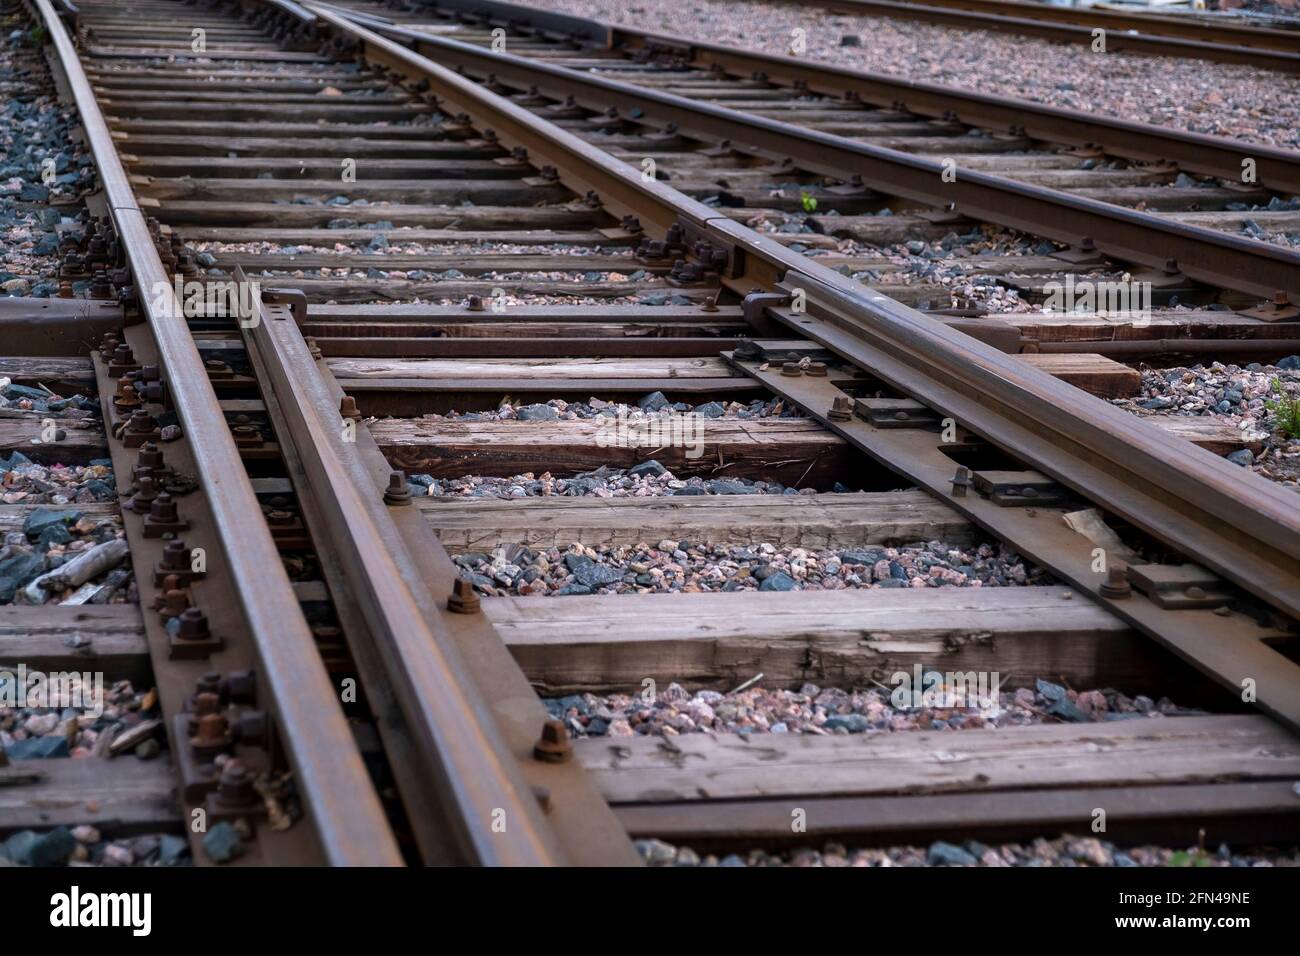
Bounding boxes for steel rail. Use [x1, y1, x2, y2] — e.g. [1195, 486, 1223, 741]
[335, 9, 1300, 303]
[611, 27, 1300, 196]
[736, 0, 1300, 71]
[241, 277, 571, 866]
[34, 0, 405, 866]
[302, 4, 1300, 722]
[354, 0, 1300, 193]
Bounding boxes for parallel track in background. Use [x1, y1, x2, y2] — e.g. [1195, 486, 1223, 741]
[748, 0, 1300, 71]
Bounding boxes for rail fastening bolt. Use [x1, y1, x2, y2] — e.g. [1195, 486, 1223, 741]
[828, 396, 852, 421]
[533, 718, 573, 763]
[1098, 564, 1132, 599]
[177, 607, 212, 641]
[447, 578, 481, 614]
[339, 395, 363, 421]
[383, 471, 412, 506]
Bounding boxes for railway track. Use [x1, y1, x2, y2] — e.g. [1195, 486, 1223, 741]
[2, 0, 1299, 868]
[748, 0, 1300, 72]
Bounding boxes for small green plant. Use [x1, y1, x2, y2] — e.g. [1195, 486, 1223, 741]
[799, 191, 818, 214]
[1265, 377, 1300, 438]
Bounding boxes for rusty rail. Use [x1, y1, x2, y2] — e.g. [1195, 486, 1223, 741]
[327, 6, 1300, 304]
[335, 0, 1300, 194]
[239, 275, 578, 866]
[305, 1, 1300, 728]
[34, 0, 404, 866]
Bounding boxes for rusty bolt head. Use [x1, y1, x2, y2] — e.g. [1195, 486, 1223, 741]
[160, 588, 188, 619]
[828, 396, 853, 421]
[448, 577, 481, 614]
[217, 762, 258, 807]
[114, 376, 140, 403]
[231, 424, 261, 446]
[135, 442, 166, 473]
[161, 539, 190, 571]
[1099, 564, 1132, 599]
[177, 607, 211, 640]
[383, 471, 412, 506]
[781, 361, 802, 377]
[225, 670, 256, 705]
[197, 672, 221, 695]
[126, 410, 155, 435]
[338, 395, 362, 421]
[129, 476, 159, 512]
[149, 493, 179, 522]
[533, 718, 573, 763]
[190, 712, 230, 759]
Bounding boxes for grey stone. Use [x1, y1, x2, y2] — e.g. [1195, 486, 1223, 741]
[565, 555, 622, 588]
[160, 834, 189, 866]
[135, 739, 162, 760]
[37, 524, 71, 549]
[759, 570, 796, 592]
[0, 551, 44, 588]
[841, 548, 885, 566]
[638, 390, 670, 412]
[823, 714, 869, 732]
[202, 822, 244, 864]
[24, 507, 80, 538]
[1226, 449, 1255, 467]
[628, 459, 666, 477]
[516, 403, 559, 422]
[707, 478, 755, 495]
[2, 831, 40, 865]
[1047, 696, 1089, 723]
[6, 736, 69, 758]
[927, 841, 978, 866]
[1035, 678, 1067, 701]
